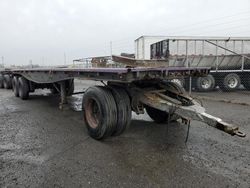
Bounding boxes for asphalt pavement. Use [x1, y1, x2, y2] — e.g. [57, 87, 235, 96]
[0, 80, 250, 188]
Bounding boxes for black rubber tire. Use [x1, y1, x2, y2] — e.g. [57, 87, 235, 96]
[18, 77, 29, 100]
[220, 73, 241, 91]
[151, 81, 184, 122]
[196, 75, 215, 92]
[109, 87, 132, 136]
[146, 105, 169, 123]
[170, 78, 184, 87]
[161, 80, 186, 95]
[12, 76, 19, 97]
[3, 75, 12, 89]
[0, 75, 4, 88]
[243, 78, 250, 90]
[82, 86, 117, 140]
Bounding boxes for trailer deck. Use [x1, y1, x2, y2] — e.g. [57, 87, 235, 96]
[2, 66, 209, 83]
[0, 62, 246, 140]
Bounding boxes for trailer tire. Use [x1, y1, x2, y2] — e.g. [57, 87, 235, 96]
[18, 77, 29, 100]
[109, 87, 132, 136]
[196, 75, 215, 92]
[0, 75, 4, 88]
[12, 76, 19, 97]
[146, 105, 169, 123]
[3, 75, 12, 89]
[170, 78, 184, 87]
[161, 80, 186, 95]
[220, 73, 241, 91]
[152, 81, 184, 122]
[82, 86, 117, 140]
[243, 78, 250, 90]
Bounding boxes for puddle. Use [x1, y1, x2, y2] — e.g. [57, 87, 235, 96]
[0, 143, 22, 150]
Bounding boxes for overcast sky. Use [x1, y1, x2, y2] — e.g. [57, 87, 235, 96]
[0, 0, 250, 66]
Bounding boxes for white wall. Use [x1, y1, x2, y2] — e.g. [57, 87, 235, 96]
[135, 36, 167, 59]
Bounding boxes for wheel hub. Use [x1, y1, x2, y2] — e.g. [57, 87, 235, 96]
[227, 77, 238, 88]
[171, 79, 182, 86]
[85, 99, 100, 129]
[201, 78, 212, 89]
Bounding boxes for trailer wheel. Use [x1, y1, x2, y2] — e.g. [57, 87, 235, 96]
[109, 87, 132, 136]
[220, 73, 241, 91]
[145, 105, 169, 123]
[161, 80, 186, 95]
[170, 78, 184, 87]
[12, 76, 19, 97]
[243, 78, 250, 90]
[82, 86, 117, 140]
[196, 75, 215, 92]
[18, 77, 29, 100]
[0, 75, 4, 88]
[3, 75, 12, 89]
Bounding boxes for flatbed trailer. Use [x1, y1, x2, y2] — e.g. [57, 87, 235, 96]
[0, 63, 246, 139]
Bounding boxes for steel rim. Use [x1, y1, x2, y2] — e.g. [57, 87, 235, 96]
[85, 99, 100, 129]
[227, 77, 238, 88]
[171, 79, 182, 86]
[201, 78, 212, 89]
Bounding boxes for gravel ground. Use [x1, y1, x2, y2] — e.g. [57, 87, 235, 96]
[0, 80, 250, 188]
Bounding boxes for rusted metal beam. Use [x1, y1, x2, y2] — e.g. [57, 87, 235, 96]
[112, 55, 169, 67]
[137, 84, 246, 137]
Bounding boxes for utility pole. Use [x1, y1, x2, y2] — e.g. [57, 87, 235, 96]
[2, 56, 4, 67]
[110, 41, 112, 56]
[29, 59, 33, 68]
[42, 57, 45, 66]
[64, 52, 66, 65]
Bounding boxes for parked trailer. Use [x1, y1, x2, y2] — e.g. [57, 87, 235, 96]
[150, 37, 250, 91]
[0, 58, 246, 139]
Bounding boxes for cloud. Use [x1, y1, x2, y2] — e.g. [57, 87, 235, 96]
[0, 0, 249, 65]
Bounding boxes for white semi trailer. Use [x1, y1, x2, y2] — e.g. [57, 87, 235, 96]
[135, 36, 250, 91]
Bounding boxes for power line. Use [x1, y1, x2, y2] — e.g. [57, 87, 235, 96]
[158, 10, 250, 34]
[169, 17, 250, 35]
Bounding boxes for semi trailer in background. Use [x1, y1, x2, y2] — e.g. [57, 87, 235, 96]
[150, 37, 250, 91]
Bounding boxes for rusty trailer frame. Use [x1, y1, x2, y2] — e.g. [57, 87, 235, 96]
[0, 65, 246, 139]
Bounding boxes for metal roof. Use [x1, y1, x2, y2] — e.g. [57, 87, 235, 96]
[135, 35, 250, 41]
